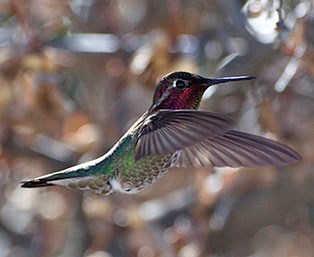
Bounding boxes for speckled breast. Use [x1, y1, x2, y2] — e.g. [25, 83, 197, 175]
[113, 153, 174, 193]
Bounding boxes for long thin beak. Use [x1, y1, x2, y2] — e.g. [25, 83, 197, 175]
[201, 76, 256, 86]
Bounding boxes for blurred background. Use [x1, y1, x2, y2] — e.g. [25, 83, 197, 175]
[0, 0, 314, 256]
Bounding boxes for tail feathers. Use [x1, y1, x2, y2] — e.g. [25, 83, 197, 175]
[21, 166, 86, 188]
[21, 172, 67, 188]
[21, 179, 56, 188]
[21, 158, 102, 189]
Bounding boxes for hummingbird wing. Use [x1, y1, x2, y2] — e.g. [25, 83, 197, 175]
[173, 130, 301, 168]
[135, 110, 234, 160]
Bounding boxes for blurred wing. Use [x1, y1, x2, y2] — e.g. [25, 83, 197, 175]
[173, 130, 301, 168]
[135, 110, 234, 160]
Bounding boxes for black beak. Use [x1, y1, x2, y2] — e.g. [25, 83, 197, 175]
[201, 75, 256, 86]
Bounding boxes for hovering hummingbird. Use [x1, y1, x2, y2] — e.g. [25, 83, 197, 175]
[21, 71, 301, 194]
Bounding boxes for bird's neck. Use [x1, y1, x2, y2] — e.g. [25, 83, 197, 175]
[149, 88, 205, 113]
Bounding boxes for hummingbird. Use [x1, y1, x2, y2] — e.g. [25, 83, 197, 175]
[21, 71, 301, 195]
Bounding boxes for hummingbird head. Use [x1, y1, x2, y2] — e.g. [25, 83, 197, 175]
[150, 71, 255, 112]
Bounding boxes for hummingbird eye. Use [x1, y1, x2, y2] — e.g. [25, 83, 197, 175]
[174, 80, 187, 89]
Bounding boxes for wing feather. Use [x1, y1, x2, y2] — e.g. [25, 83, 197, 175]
[173, 130, 301, 168]
[135, 110, 234, 160]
